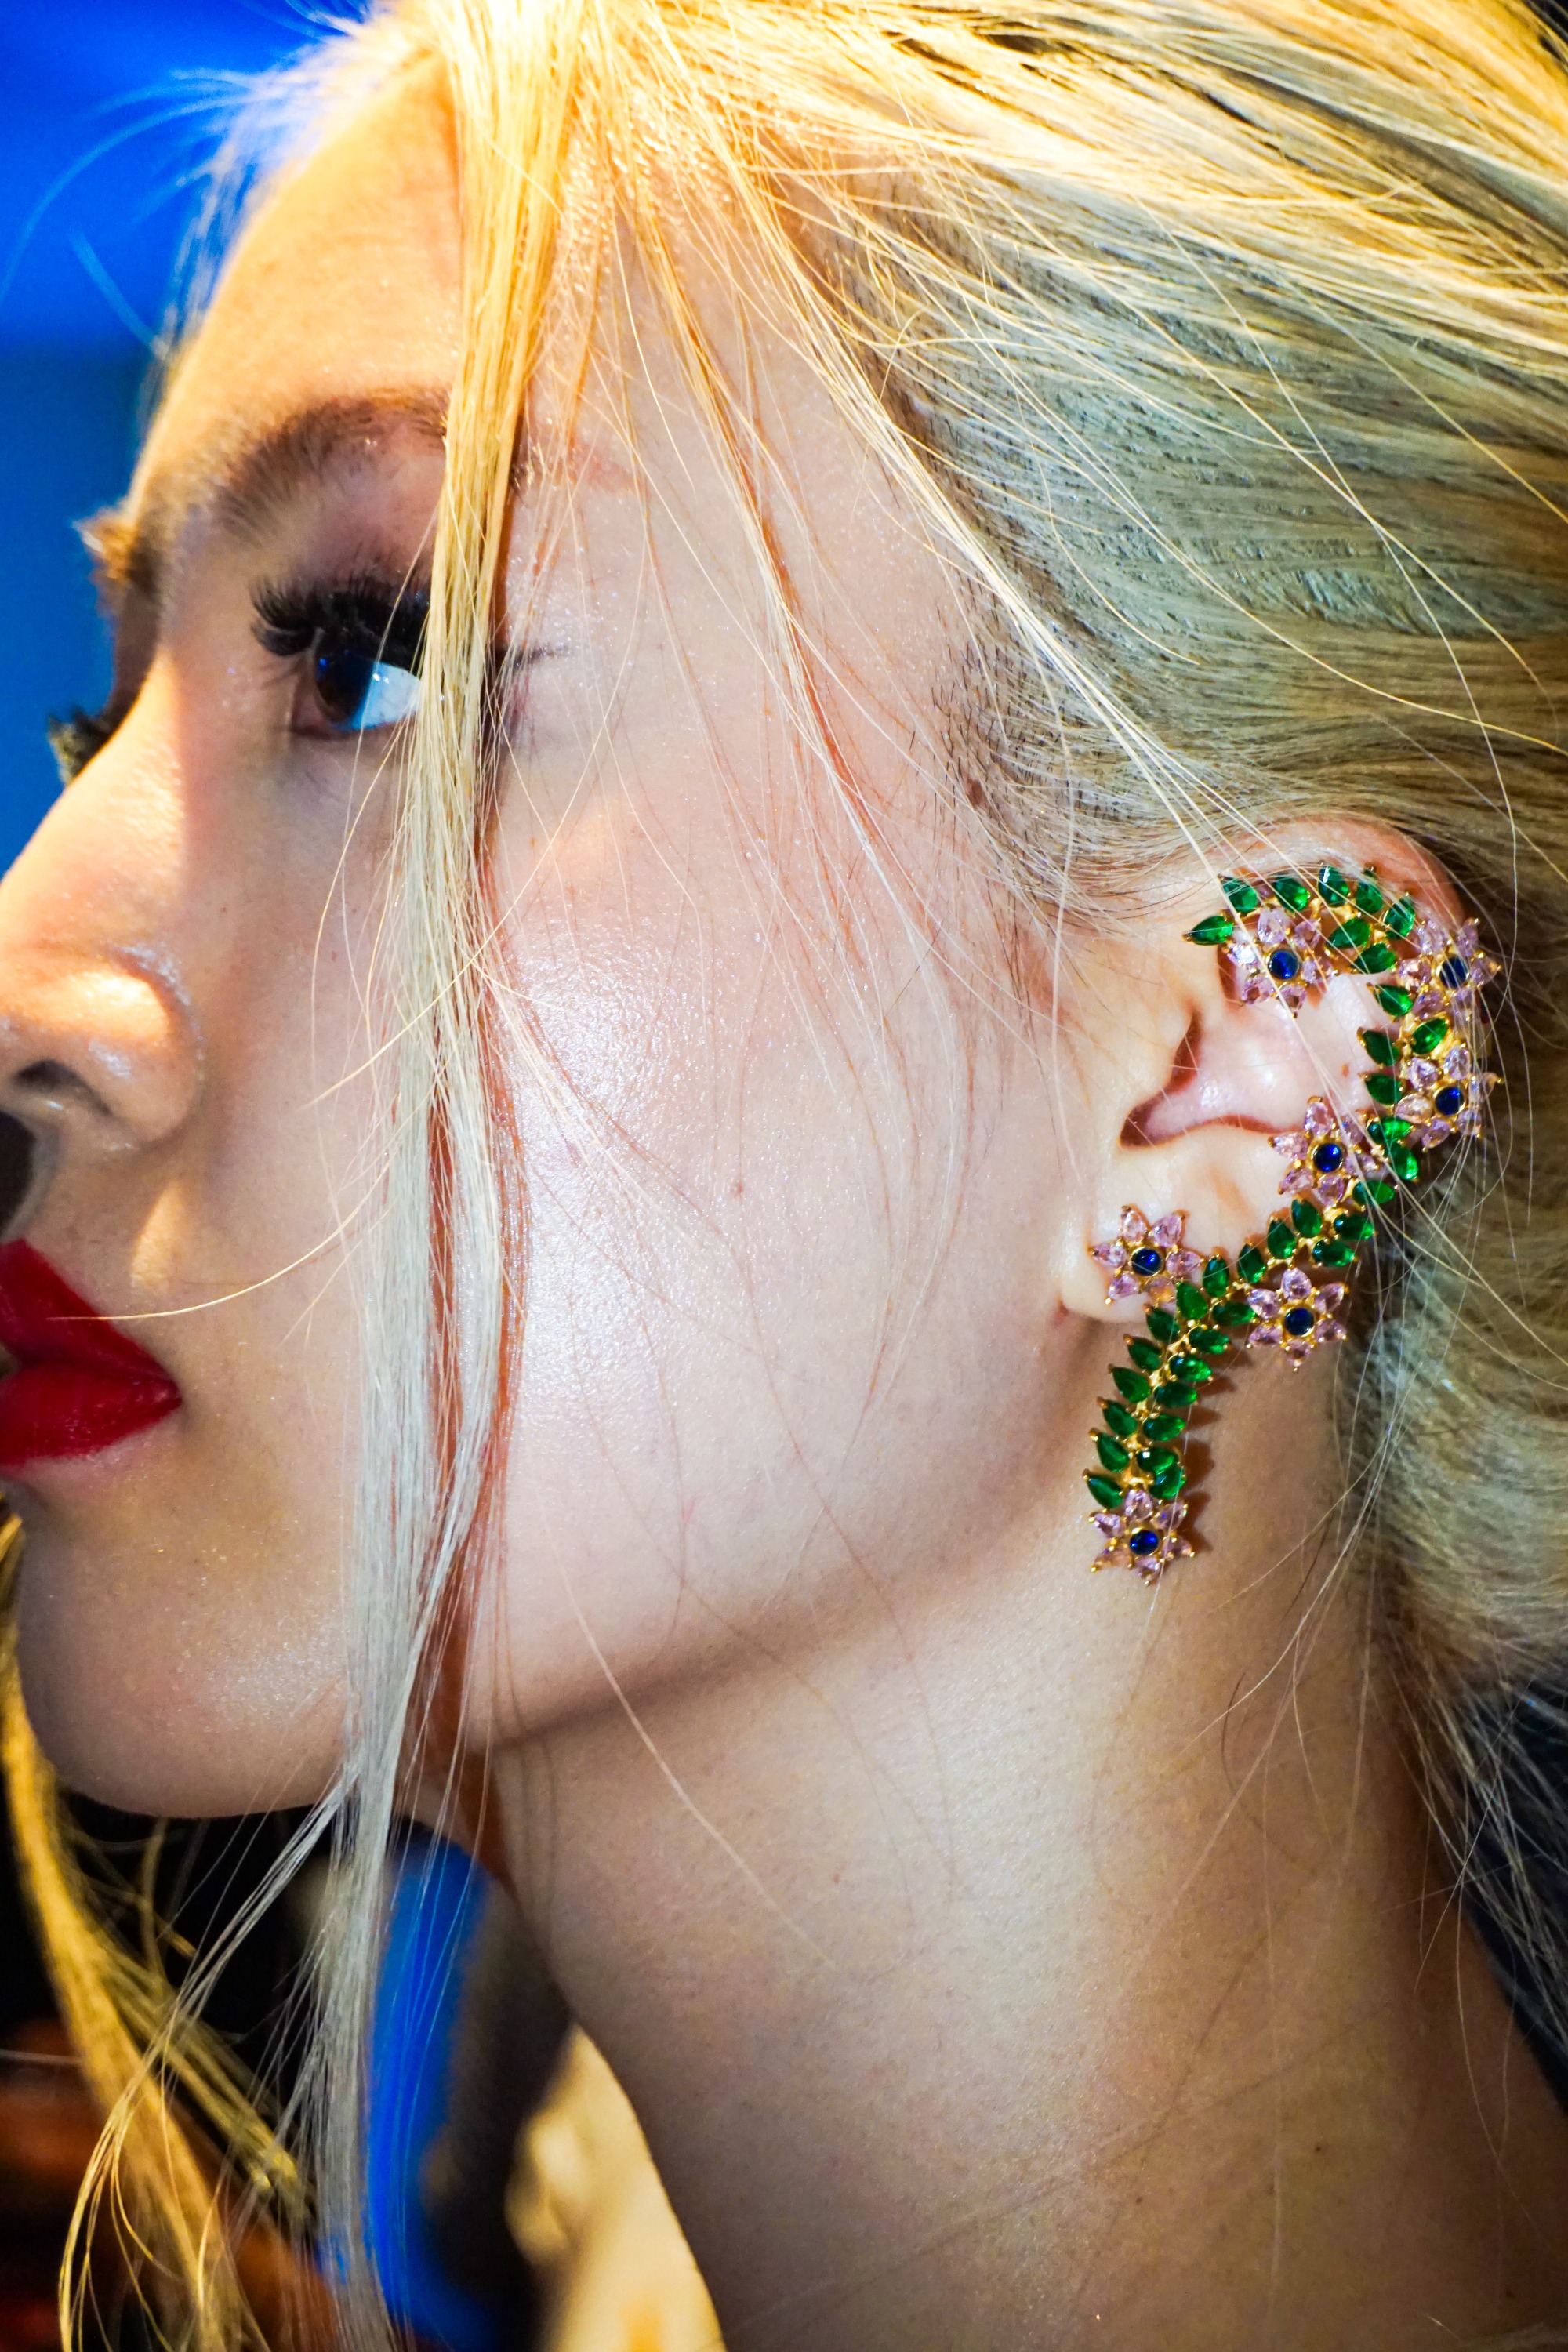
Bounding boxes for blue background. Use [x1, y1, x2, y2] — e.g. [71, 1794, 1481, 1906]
[0, 2, 320, 873]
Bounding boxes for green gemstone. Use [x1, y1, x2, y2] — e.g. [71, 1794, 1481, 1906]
[1365, 1070, 1399, 1107]
[1290, 1200, 1323, 1237]
[1202, 1254, 1230, 1298]
[1143, 1412, 1185, 1445]
[1327, 917, 1371, 956]
[1190, 1326, 1229, 1359]
[1317, 864, 1353, 906]
[1410, 1017, 1448, 1055]
[1222, 875, 1261, 916]
[1186, 912, 1236, 946]
[1312, 1238, 1356, 1267]
[1356, 942, 1398, 975]
[1385, 895, 1417, 938]
[1145, 1308, 1179, 1345]
[1355, 874, 1385, 916]
[1137, 1446, 1179, 1477]
[1167, 1352, 1214, 1385]
[1375, 984, 1414, 1018]
[1102, 1401, 1138, 1439]
[1270, 873, 1312, 913]
[1388, 1142, 1421, 1185]
[1266, 1217, 1296, 1259]
[1150, 1458, 1186, 1500]
[1112, 1367, 1152, 1402]
[1154, 1382, 1197, 1410]
[1370, 1116, 1411, 1146]
[1333, 1208, 1373, 1244]
[1213, 1298, 1256, 1328]
[1355, 1177, 1399, 1207]
[1095, 1432, 1131, 1474]
[1175, 1281, 1209, 1323]
[1127, 1338, 1164, 1372]
[1236, 1243, 1268, 1283]
[1087, 1472, 1124, 1508]
[1359, 1029, 1397, 1066]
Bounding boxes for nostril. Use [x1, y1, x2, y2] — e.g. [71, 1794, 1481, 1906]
[0, 1115, 34, 1237]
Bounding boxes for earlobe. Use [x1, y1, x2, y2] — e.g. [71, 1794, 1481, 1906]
[1066, 854, 1500, 1581]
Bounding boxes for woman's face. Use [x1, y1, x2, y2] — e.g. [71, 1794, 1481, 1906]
[0, 71, 1083, 1813]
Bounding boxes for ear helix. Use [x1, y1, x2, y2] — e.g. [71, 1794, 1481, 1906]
[1082, 862, 1499, 1581]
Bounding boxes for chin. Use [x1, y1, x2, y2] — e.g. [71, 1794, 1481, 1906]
[12, 1515, 343, 1818]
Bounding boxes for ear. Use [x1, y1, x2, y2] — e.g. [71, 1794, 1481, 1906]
[1056, 827, 1464, 1321]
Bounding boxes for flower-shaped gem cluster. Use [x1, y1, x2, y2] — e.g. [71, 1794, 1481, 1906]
[1089, 1207, 1204, 1306]
[1090, 1489, 1194, 1581]
[1246, 1266, 1348, 1365]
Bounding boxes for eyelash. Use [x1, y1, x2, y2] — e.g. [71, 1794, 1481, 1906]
[45, 571, 431, 784]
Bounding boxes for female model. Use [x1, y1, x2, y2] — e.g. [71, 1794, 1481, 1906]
[2, 2, 1567, 2343]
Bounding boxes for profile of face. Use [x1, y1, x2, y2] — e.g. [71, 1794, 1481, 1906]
[0, 67, 1370, 1822]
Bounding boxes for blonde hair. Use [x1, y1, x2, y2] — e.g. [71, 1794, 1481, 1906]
[9, 0, 1568, 2342]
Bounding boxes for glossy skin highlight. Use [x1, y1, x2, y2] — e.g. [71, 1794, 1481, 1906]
[2, 61, 1568, 2352]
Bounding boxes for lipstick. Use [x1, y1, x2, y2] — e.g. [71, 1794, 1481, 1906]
[0, 1241, 181, 1472]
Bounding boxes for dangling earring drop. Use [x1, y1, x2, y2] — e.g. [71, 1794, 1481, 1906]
[1083, 864, 1498, 1581]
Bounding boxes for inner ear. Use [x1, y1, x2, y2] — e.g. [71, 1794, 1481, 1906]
[1126, 979, 1371, 1149]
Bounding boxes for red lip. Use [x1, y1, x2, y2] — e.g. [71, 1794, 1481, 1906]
[0, 1241, 181, 1472]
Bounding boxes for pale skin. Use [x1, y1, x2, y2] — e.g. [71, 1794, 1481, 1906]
[2, 68, 1567, 2352]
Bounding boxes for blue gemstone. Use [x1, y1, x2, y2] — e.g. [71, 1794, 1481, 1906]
[1311, 1139, 1345, 1174]
[1268, 947, 1301, 982]
[1439, 955, 1468, 987]
[1130, 1247, 1163, 1276]
[1434, 1085, 1463, 1118]
[1128, 1528, 1161, 1558]
[1283, 1305, 1315, 1338]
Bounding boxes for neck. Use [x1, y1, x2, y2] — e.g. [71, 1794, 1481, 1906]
[492, 1348, 1568, 2350]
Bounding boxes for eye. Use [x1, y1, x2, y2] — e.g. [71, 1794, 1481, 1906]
[311, 641, 423, 734]
[253, 572, 428, 742]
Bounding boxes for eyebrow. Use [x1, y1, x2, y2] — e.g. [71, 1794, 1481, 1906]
[84, 389, 451, 608]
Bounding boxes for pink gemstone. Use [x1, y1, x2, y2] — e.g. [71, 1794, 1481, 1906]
[1415, 920, 1446, 955]
[1091, 1240, 1127, 1267]
[1094, 1513, 1123, 1537]
[1321, 1321, 1348, 1345]
[1272, 1130, 1308, 1158]
[1319, 1284, 1346, 1311]
[1239, 971, 1270, 1004]
[1123, 1490, 1153, 1523]
[1443, 1045, 1471, 1078]
[1314, 1175, 1348, 1206]
[1169, 1250, 1203, 1283]
[1256, 906, 1290, 946]
[1459, 1108, 1484, 1137]
[1248, 1288, 1281, 1316]
[1396, 1094, 1433, 1122]
[1416, 1119, 1452, 1146]
[1149, 1214, 1184, 1247]
[1108, 1272, 1140, 1299]
[1279, 1267, 1312, 1301]
[1414, 990, 1445, 1018]
[1406, 1058, 1439, 1091]
[1120, 1207, 1148, 1243]
[1397, 960, 1424, 985]
[1296, 960, 1323, 989]
[1302, 1100, 1336, 1136]
[1280, 984, 1306, 1012]
[1250, 1324, 1283, 1347]
[1279, 1164, 1313, 1194]
[1455, 920, 1480, 956]
[1291, 920, 1322, 950]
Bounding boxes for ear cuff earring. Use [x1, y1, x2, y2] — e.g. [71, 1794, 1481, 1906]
[1083, 863, 1498, 1581]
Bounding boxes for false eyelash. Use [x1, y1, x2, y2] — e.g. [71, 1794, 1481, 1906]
[47, 704, 117, 786]
[252, 569, 430, 673]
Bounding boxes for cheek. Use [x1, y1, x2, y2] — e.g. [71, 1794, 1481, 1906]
[475, 837, 1070, 1738]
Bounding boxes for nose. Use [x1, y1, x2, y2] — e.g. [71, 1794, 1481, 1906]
[0, 753, 201, 1221]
